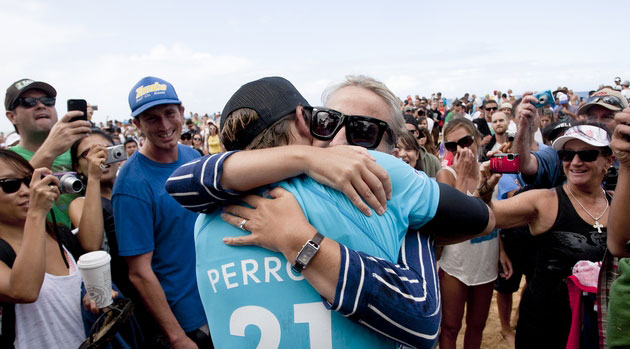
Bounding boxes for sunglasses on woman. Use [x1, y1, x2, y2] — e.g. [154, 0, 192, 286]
[11, 96, 56, 109]
[557, 149, 601, 162]
[443, 135, 474, 152]
[308, 107, 394, 149]
[193, 137, 202, 141]
[0, 176, 31, 194]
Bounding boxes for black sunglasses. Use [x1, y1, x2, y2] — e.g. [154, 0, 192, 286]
[308, 107, 394, 149]
[0, 176, 31, 194]
[585, 95, 625, 110]
[193, 137, 202, 141]
[485, 107, 498, 111]
[12, 96, 56, 109]
[444, 135, 475, 152]
[557, 149, 601, 162]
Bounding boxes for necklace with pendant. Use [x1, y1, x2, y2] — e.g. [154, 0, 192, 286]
[566, 185, 608, 233]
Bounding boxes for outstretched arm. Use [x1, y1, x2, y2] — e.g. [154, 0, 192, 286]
[512, 92, 539, 176]
[608, 109, 630, 257]
[166, 145, 392, 216]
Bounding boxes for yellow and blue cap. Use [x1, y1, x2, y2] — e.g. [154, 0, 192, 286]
[129, 76, 181, 117]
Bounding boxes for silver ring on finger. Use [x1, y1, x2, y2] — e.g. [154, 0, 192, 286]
[49, 184, 56, 191]
[238, 218, 248, 231]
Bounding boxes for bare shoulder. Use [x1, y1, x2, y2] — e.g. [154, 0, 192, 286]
[526, 187, 559, 235]
[436, 168, 455, 185]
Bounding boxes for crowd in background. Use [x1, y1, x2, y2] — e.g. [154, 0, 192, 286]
[1, 73, 630, 349]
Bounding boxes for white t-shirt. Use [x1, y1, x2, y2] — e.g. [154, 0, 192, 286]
[439, 167, 499, 286]
[14, 247, 85, 349]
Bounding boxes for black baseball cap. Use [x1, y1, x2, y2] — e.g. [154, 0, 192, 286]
[544, 119, 575, 143]
[5, 79, 57, 110]
[220, 77, 310, 150]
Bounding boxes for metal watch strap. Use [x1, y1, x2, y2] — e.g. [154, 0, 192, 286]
[292, 232, 324, 273]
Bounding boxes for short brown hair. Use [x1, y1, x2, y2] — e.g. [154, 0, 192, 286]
[220, 108, 297, 150]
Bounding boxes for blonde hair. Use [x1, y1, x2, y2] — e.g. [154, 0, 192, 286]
[322, 75, 405, 152]
[443, 117, 481, 140]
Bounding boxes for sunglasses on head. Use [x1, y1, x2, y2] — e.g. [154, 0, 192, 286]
[585, 95, 626, 110]
[12, 96, 56, 109]
[0, 176, 31, 194]
[444, 135, 474, 152]
[308, 107, 394, 149]
[557, 149, 601, 162]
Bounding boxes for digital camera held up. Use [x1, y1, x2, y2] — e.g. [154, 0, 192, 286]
[105, 144, 127, 164]
[51, 172, 84, 194]
[532, 90, 555, 108]
[490, 153, 520, 174]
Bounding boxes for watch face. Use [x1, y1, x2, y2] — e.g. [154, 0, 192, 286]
[296, 244, 318, 264]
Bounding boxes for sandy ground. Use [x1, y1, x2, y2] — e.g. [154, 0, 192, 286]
[446, 279, 526, 349]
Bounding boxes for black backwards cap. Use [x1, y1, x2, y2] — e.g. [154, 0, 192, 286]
[220, 77, 310, 150]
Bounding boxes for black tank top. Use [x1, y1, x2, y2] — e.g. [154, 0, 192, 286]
[528, 186, 609, 297]
[516, 186, 610, 347]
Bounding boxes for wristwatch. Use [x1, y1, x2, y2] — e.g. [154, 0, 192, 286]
[293, 232, 324, 273]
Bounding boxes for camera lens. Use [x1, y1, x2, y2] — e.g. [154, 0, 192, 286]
[538, 95, 549, 104]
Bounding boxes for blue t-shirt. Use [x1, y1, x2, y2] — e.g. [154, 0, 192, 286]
[194, 151, 440, 348]
[112, 145, 205, 332]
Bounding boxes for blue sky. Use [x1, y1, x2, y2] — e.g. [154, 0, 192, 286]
[1, 0, 628, 134]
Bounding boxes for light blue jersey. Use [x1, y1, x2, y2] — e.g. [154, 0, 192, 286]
[194, 151, 440, 348]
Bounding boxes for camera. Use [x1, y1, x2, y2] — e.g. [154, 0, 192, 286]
[51, 172, 84, 194]
[532, 90, 555, 108]
[105, 144, 127, 164]
[490, 153, 520, 174]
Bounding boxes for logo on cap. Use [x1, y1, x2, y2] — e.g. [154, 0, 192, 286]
[135, 82, 168, 100]
[14, 79, 34, 91]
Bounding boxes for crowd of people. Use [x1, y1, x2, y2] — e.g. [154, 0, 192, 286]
[0, 73, 629, 349]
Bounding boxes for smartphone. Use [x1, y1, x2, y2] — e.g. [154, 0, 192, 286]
[67, 99, 88, 122]
[490, 153, 520, 174]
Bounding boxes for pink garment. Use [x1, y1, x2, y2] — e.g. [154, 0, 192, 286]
[566, 261, 600, 349]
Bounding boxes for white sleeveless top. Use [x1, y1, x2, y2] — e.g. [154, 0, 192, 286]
[14, 247, 85, 349]
[439, 166, 499, 286]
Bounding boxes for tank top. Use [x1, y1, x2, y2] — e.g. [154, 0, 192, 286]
[14, 246, 85, 349]
[516, 186, 609, 348]
[439, 166, 499, 285]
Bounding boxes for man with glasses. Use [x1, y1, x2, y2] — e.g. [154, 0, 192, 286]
[167, 76, 494, 347]
[4, 78, 91, 227]
[473, 99, 497, 146]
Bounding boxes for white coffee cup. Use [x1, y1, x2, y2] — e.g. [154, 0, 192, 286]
[77, 251, 113, 308]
